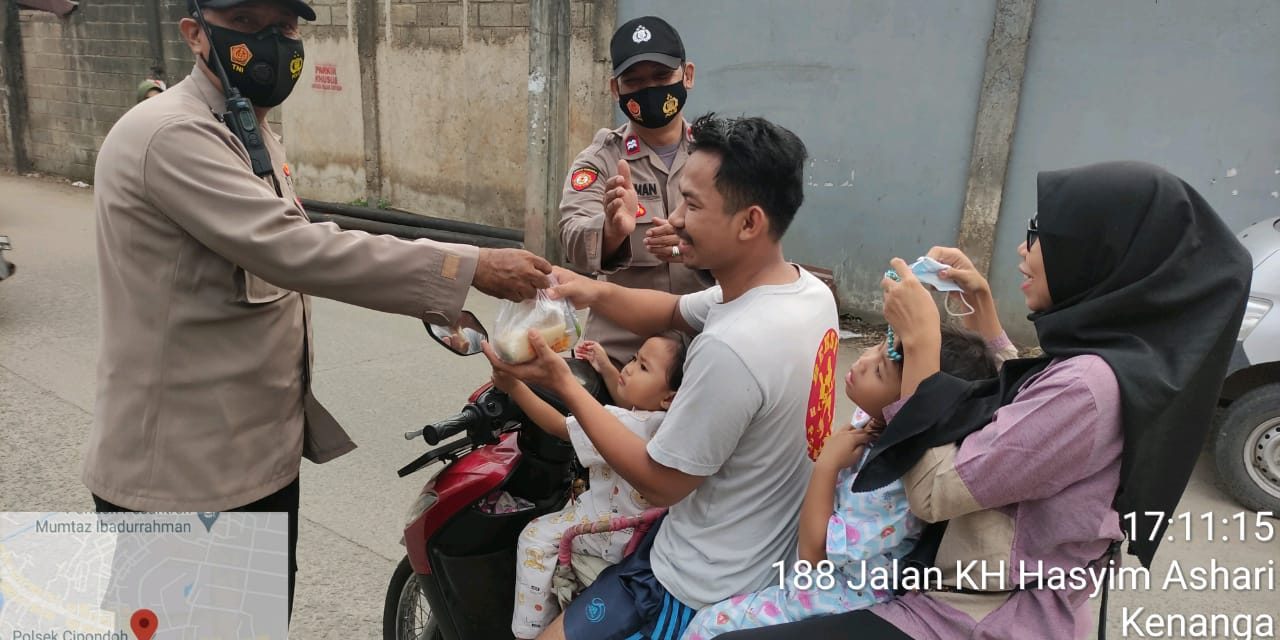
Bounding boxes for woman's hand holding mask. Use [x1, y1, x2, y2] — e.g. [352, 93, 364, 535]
[925, 246, 1006, 341]
[882, 258, 941, 396]
[925, 246, 989, 298]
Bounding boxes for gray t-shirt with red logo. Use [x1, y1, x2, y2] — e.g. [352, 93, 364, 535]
[647, 268, 840, 608]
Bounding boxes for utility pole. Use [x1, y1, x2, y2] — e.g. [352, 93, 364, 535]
[524, 0, 571, 263]
[956, 0, 1036, 276]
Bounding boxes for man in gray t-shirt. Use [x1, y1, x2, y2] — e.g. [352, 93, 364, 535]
[488, 114, 839, 640]
[646, 269, 837, 608]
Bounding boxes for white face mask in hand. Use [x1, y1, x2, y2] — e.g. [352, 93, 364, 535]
[910, 256, 975, 317]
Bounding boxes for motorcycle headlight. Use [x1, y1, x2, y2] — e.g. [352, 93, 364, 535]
[1239, 297, 1273, 341]
[404, 490, 439, 529]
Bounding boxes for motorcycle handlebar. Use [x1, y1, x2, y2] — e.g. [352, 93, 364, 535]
[421, 405, 482, 445]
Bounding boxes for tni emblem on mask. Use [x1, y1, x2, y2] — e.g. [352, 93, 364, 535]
[229, 43, 253, 72]
[626, 98, 642, 122]
[662, 94, 679, 118]
[289, 55, 303, 79]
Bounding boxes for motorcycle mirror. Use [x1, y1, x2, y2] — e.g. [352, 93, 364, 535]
[425, 311, 489, 356]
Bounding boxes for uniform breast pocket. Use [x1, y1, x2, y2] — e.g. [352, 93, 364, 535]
[235, 267, 290, 304]
[628, 198, 668, 267]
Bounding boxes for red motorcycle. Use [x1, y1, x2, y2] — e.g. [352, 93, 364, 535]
[382, 312, 611, 640]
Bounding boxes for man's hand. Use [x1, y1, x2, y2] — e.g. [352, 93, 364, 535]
[545, 266, 602, 310]
[473, 248, 552, 301]
[816, 424, 877, 473]
[483, 329, 576, 395]
[602, 159, 639, 252]
[644, 218, 684, 263]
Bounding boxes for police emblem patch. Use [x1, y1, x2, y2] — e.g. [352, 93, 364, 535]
[632, 25, 651, 43]
[662, 93, 679, 118]
[626, 99, 642, 122]
[571, 168, 598, 191]
[625, 136, 640, 155]
[636, 203, 646, 218]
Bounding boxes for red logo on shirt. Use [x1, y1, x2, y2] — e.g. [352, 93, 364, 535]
[804, 329, 839, 460]
[636, 203, 646, 218]
[625, 135, 641, 155]
[571, 168, 598, 191]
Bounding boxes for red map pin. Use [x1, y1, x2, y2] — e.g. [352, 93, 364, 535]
[130, 609, 158, 640]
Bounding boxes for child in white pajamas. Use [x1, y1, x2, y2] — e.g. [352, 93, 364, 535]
[494, 334, 688, 640]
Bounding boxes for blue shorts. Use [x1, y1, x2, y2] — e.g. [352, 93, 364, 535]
[563, 515, 698, 640]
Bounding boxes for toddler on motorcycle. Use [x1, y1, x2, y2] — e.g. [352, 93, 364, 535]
[683, 325, 996, 638]
[492, 333, 689, 640]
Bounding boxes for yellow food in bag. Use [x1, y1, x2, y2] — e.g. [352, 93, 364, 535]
[495, 322, 570, 364]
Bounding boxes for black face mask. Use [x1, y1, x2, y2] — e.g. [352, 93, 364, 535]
[618, 80, 686, 129]
[205, 24, 304, 108]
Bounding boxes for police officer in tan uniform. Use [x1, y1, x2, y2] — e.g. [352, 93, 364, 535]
[559, 16, 708, 363]
[84, 0, 550, 612]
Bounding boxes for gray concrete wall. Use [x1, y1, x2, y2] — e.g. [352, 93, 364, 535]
[618, 0, 997, 315]
[988, 0, 1280, 342]
[9, 0, 614, 231]
[283, 0, 615, 229]
[621, 0, 1280, 344]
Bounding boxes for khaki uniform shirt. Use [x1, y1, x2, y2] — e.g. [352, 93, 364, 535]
[85, 68, 478, 511]
[559, 121, 707, 362]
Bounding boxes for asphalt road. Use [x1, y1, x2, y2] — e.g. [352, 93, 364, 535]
[1, 174, 1274, 639]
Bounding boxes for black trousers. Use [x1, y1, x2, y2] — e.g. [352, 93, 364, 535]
[92, 476, 300, 618]
[716, 610, 912, 639]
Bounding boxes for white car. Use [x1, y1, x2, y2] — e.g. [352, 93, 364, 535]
[1214, 216, 1280, 512]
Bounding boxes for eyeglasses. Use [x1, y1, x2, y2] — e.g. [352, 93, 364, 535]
[1026, 217, 1039, 249]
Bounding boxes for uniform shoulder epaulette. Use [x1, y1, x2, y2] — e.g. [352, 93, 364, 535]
[574, 127, 620, 167]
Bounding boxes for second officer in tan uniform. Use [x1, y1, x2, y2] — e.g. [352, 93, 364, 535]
[559, 16, 708, 363]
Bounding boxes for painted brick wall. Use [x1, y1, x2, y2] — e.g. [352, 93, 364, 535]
[23, 5, 144, 179]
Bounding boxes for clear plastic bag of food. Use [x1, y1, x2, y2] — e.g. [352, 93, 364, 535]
[492, 277, 581, 364]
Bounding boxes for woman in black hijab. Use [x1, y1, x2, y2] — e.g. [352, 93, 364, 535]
[716, 162, 1251, 639]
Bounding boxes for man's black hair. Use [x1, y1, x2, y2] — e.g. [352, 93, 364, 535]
[688, 113, 808, 239]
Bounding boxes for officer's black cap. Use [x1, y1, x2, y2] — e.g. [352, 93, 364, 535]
[187, 0, 316, 23]
[610, 16, 685, 77]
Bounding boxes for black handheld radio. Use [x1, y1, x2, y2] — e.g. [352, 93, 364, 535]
[190, 0, 274, 177]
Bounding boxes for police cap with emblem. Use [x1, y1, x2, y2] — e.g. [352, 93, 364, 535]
[610, 16, 685, 77]
[186, 0, 316, 22]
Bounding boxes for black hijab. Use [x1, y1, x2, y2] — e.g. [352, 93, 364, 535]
[852, 161, 1252, 568]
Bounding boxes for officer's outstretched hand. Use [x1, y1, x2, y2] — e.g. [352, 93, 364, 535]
[603, 159, 639, 243]
[474, 248, 552, 301]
